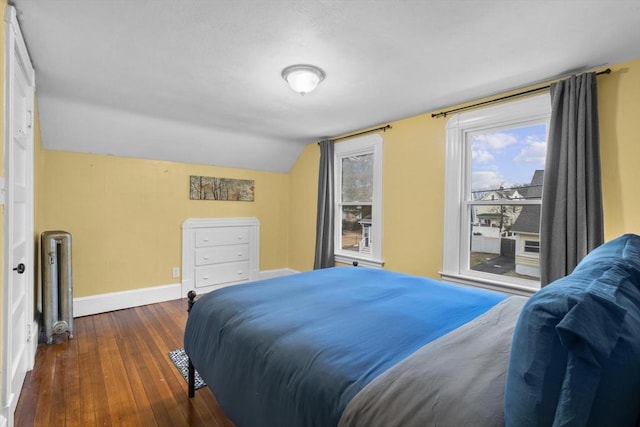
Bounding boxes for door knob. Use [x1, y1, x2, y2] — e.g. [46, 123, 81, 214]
[13, 263, 25, 274]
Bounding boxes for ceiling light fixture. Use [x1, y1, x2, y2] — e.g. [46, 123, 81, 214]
[281, 64, 325, 95]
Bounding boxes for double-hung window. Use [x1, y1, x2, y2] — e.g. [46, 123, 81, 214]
[334, 134, 383, 267]
[441, 94, 550, 293]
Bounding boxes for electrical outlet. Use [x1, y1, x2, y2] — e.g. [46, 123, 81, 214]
[172, 267, 180, 278]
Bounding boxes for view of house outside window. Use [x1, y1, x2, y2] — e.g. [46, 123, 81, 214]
[468, 123, 546, 281]
[334, 133, 383, 267]
[442, 94, 550, 291]
[340, 153, 373, 253]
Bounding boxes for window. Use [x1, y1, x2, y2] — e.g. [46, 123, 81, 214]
[524, 240, 540, 254]
[441, 94, 550, 293]
[334, 134, 383, 267]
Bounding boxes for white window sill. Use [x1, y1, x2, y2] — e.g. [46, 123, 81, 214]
[335, 253, 384, 268]
[439, 271, 537, 297]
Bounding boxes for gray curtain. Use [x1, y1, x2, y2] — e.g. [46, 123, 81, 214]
[540, 72, 604, 286]
[314, 139, 335, 269]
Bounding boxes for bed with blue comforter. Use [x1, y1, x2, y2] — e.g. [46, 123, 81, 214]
[184, 266, 522, 426]
[184, 234, 640, 427]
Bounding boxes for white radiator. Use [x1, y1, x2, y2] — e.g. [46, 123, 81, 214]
[41, 230, 74, 344]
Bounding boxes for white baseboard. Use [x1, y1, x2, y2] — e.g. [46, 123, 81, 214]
[28, 320, 38, 369]
[73, 283, 182, 317]
[73, 269, 299, 317]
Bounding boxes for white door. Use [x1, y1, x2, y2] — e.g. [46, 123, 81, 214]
[2, 6, 35, 426]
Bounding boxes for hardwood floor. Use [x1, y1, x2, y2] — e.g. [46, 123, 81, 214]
[14, 299, 234, 426]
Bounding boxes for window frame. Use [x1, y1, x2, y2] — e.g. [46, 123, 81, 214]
[334, 134, 384, 267]
[441, 94, 550, 295]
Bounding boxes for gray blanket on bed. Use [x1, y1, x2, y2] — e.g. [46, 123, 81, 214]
[338, 296, 527, 427]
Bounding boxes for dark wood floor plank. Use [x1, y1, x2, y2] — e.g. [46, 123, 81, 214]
[61, 337, 81, 426]
[84, 315, 114, 427]
[14, 348, 45, 426]
[34, 345, 57, 426]
[139, 303, 228, 426]
[128, 304, 199, 426]
[74, 316, 99, 427]
[15, 298, 233, 426]
[53, 346, 70, 425]
[113, 306, 179, 427]
[94, 312, 126, 426]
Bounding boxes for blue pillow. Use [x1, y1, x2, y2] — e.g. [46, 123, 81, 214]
[505, 234, 640, 427]
[573, 233, 640, 278]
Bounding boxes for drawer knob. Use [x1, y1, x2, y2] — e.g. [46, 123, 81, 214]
[203, 239, 209, 243]
[237, 271, 243, 275]
[237, 253, 242, 257]
[237, 236, 243, 240]
[204, 256, 210, 260]
[203, 276, 209, 280]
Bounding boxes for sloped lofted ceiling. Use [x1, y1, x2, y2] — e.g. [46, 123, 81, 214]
[11, 0, 640, 173]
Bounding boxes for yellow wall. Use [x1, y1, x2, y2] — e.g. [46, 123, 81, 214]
[287, 143, 319, 271]
[598, 59, 640, 238]
[288, 57, 640, 276]
[381, 117, 446, 276]
[37, 151, 289, 297]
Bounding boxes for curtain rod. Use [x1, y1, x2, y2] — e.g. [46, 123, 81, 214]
[431, 68, 611, 119]
[317, 124, 392, 144]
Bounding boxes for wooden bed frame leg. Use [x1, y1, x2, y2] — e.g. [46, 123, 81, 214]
[187, 290, 197, 398]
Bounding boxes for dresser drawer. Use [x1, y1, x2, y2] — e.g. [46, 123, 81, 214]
[182, 218, 259, 297]
[195, 262, 250, 288]
[195, 227, 250, 247]
[195, 244, 249, 266]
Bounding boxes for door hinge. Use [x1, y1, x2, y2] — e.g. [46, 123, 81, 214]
[26, 323, 33, 342]
[27, 109, 33, 129]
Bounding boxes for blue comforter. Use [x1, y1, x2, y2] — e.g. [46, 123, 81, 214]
[184, 267, 506, 427]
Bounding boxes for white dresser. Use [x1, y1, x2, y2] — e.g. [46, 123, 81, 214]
[182, 217, 260, 297]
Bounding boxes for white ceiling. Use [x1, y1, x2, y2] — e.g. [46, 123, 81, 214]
[12, 0, 640, 173]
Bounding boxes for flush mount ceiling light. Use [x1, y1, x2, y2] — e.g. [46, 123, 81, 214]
[281, 64, 325, 95]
